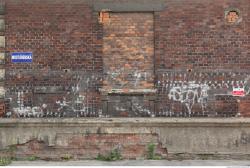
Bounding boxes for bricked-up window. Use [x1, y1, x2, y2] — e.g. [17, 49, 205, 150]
[101, 12, 155, 93]
[225, 10, 241, 23]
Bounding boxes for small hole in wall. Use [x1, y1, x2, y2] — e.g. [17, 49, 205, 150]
[63, 69, 70, 73]
[225, 9, 241, 23]
[187, 69, 192, 73]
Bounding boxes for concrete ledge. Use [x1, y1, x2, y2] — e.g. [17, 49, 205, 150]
[1, 118, 250, 156]
[93, 0, 166, 12]
[99, 88, 157, 95]
[0, 118, 250, 127]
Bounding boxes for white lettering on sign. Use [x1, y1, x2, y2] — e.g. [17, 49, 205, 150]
[11, 55, 32, 59]
[11, 52, 33, 63]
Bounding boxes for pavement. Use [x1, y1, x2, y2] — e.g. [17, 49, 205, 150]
[9, 160, 250, 166]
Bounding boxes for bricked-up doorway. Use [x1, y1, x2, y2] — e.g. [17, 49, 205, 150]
[101, 12, 155, 94]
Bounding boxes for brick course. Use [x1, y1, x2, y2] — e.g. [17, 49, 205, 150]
[1, 0, 250, 118]
[0, 134, 167, 160]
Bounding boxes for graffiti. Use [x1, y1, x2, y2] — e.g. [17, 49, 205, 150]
[115, 106, 127, 112]
[55, 74, 102, 117]
[132, 102, 152, 116]
[133, 71, 141, 87]
[54, 75, 97, 117]
[158, 71, 250, 94]
[168, 82, 210, 115]
[56, 95, 88, 117]
[243, 76, 250, 95]
[5, 70, 250, 118]
[106, 68, 150, 88]
[113, 100, 152, 117]
[13, 106, 45, 118]
[7, 72, 102, 118]
[12, 91, 47, 117]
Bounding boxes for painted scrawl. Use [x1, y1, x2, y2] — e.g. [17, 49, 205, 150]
[12, 91, 47, 118]
[168, 82, 210, 115]
[6, 72, 103, 118]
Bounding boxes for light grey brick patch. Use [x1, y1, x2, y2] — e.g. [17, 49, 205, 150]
[0, 53, 4, 64]
[0, 5, 5, 101]
[0, 86, 5, 98]
[0, 69, 4, 80]
[0, 36, 5, 48]
[0, 19, 4, 31]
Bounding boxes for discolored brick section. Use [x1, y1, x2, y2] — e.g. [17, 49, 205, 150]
[102, 13, 154, 92]
[0, 133, 167, 160]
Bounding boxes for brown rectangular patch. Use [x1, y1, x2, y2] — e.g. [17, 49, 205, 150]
[102, 13, 154, 93]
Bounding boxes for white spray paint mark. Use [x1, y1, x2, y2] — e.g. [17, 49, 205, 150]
[13, 91, 47, 117]
[168, 82, 210, 115]
[134, 71, 141, 87]
[132, 102, 152, 116]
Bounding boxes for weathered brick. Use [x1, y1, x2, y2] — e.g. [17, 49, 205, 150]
[0, 69, 4, 80]
[0, 36, 4, 47]
[0, 19, 4, 32]
[2, 0, 250, 118]
[1, 133, 167, 160]
[0, 86, 5, 98]
[0, 53, 4, 64]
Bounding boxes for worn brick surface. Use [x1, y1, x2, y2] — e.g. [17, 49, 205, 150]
[1, 134, 167, 160]
[102, 13, 154, 91]
[1, 0, 250, 117]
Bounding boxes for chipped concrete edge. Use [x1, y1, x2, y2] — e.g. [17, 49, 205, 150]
[0, 118, 250, 127]
[1, 118, 250, 154]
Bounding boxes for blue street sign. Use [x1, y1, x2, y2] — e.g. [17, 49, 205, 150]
[11, 52, 33, 63]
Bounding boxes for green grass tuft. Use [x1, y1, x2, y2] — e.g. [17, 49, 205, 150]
[0, 157, 12, 166]
[147, 143, 162, 160]
[96, 148, 122, 161]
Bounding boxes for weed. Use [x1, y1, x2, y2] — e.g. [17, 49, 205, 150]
[96, 148, 122, 161]
[198, 154, 214, 160]
[61, 154, 73, 161]
[147, 143, 162, 160]
[0, 157, 12, 166]
[10, 157, 18, 161]
[26, 156, 39, 161]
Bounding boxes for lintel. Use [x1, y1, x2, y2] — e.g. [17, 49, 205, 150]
[93, 0, 166, 12]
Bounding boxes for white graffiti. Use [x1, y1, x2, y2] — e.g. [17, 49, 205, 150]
[56, 95, 88, 117]
[13, 106, 45, 118]
[115, 106, 127, 112]
[106, 68, 150, 88]
[114, 102, 153, 117]
[243, 76, 250, 95]
[12, 91, 47, 117]
[168, 82, 210, 115]
[132, 102, 153, 116]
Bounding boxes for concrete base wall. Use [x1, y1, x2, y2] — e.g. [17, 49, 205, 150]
[1, 118, 250, 160]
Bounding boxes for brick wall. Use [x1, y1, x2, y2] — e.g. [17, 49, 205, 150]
[154, 0, 250, 117]
[1, 0, 250, 118]
[5, 0, 103, 118]
[0, 133, 167, 160]
[102, 12, 154, 92]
